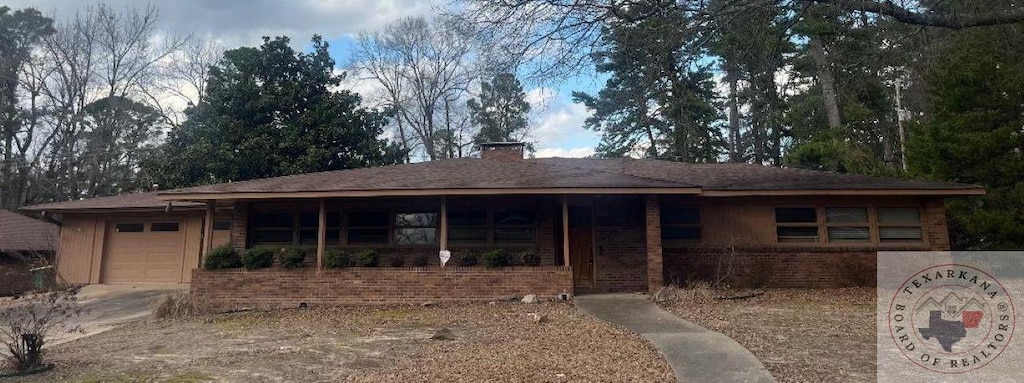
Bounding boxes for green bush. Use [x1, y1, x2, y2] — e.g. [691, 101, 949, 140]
[325, 249, 350, 268]
[277, 247, 307, 268]
[389, 256, 406, 267]
[241, 247, 275, 270]
[412, 253, 430, 267]
[482, 249, 510, 268]
[354, 249, 378, 267]
[457, 251, 478, 267]
[519, 250, 541, 266]
[203, 245, 241, 270]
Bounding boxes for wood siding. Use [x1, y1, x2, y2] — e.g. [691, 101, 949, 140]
[56, 212, 204, 284]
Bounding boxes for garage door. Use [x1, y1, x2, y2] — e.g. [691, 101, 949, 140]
[103, 221, 187, 283]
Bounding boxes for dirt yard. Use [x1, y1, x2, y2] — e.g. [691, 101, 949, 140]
[18, 301, 675, 382]
[660, 287, 876, 383]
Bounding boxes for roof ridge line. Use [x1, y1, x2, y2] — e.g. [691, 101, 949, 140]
[530, 158, 701, 188]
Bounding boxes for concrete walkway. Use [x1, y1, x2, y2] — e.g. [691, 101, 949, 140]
[575, 294, 775, 383]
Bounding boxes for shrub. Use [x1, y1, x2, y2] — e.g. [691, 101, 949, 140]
[152, 291, 209, 320]
[519, 250, 541, 266]
[241, 247, 275, 270]
[481, 249, 510, 268]
[325, 249, 350, 268]
[277, 247, 306, 268]
[389, 256, 406, 267]
[354, 249, 378, 267]
[412, 253, 430, 267]
[0, 286, 82, 374]
[203, 245, 241, 270]
[457, 251, 478, 267]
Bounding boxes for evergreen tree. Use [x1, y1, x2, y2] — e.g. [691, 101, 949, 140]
[145, 36, 405, 188]
[573, 2, 724, 162]
[467, 72, 531, 147]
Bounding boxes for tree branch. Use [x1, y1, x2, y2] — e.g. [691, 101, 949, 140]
[822, 0, 1024, 29]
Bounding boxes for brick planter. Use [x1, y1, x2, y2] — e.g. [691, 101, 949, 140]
[192, 266, 573, 310]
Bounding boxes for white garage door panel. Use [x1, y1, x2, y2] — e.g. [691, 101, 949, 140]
[104, 222, 186, 283]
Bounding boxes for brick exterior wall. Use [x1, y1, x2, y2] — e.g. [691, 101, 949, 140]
[662, 199, 952, 288]
[192, 266, 573, 310]
[230, 201, 249, 252]
[644, 195, 663, 293]
[592, 196, 648, 292]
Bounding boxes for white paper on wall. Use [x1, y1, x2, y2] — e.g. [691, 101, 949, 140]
[439, 250, 451, 267]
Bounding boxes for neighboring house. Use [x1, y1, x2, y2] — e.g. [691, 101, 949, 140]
[22, 143, 982, 305]
[0, 209, 59, 295]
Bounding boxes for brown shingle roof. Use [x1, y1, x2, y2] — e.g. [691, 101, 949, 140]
[157, 158, 696, 195]
[528, 158, 981, 191]
[21, 192, 202, 212]
[0, 209, 58, 252]
[22, 158, 983, 210]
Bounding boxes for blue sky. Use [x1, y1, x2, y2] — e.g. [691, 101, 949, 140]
[10, 0, 604, 158]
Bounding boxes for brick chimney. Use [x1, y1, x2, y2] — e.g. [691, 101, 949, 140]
[480, 142, 525, 161]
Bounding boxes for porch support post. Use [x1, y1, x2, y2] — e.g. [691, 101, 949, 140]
[645, 195, 664, 293]
[316, 199, 326, 272]
[562, 196, 570, 267]
[202, 200, 214, 256]
[439, 196, 448, 251]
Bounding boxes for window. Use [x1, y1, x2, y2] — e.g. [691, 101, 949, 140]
[661, 207, 701, 242]
[298, 212, 319, 245]
[115, 223, 144, 233]
[150, 222, 180, 232]
[449, 210, 487, 244]
[394, 212, 438, 245]
[775, 207, 819, 243]
[825, 207, 869, 243]
[213, 221, 232, 231]
[493, 210, 535, 244]
[251, 211, 295, 245]
[877, 207, 922, 242]
[347, 211, 389, 244]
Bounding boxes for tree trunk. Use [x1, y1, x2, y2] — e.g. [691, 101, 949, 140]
[809, 35, 843, 132]
[726, 65, 742, 163]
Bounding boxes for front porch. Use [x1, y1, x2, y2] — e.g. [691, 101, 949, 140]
[197, 194, 668, 297]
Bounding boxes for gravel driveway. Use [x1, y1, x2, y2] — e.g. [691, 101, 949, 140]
[22, 302, 675, 382]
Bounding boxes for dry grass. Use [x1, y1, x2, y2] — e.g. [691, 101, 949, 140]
[24, 302, 675, 382]
[151, 291, 209, 320]
[661, 287, 876, 382]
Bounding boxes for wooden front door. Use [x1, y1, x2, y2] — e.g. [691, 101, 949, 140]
[568, 205, 594, 287]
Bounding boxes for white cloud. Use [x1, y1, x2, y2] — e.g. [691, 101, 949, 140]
[8, 0, 433, 48]
[534, 147, 595, 158]
[529, 99, 596, 150]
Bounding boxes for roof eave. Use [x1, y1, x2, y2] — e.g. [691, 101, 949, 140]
[156, 187, 703, 201]
[699, 188, 986, 197]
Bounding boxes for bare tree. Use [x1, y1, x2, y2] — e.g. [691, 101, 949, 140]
[352, 16, 479, 161]
[25, 4, 187, 203]
[142, 39, 222, 128]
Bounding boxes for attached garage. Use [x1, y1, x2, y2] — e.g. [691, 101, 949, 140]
[24, 192, 222, 285]
[103, 221, 189, 283]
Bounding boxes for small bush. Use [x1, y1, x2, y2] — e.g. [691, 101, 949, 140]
[325, 249, 350, 268]
[203, 245, 241, 270]
[241, 247, 275, 270]
[277, 247, 306, 268]
[152, 291, 208, 320]
[482, 249, 510, 268]
[519, 250, 541, 266]
[354, 249, 378, 267]
[458, 251, 478, 267]
[389, 256, 406, 267]
[412, 253, 430, 267]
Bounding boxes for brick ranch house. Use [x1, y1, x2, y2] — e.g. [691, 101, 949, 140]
[23, 143, 982, 307]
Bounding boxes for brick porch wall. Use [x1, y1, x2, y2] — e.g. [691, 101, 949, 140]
[192, 266, 573, 310]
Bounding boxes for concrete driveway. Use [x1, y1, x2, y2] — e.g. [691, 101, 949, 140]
[49, 284, 186, 346]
